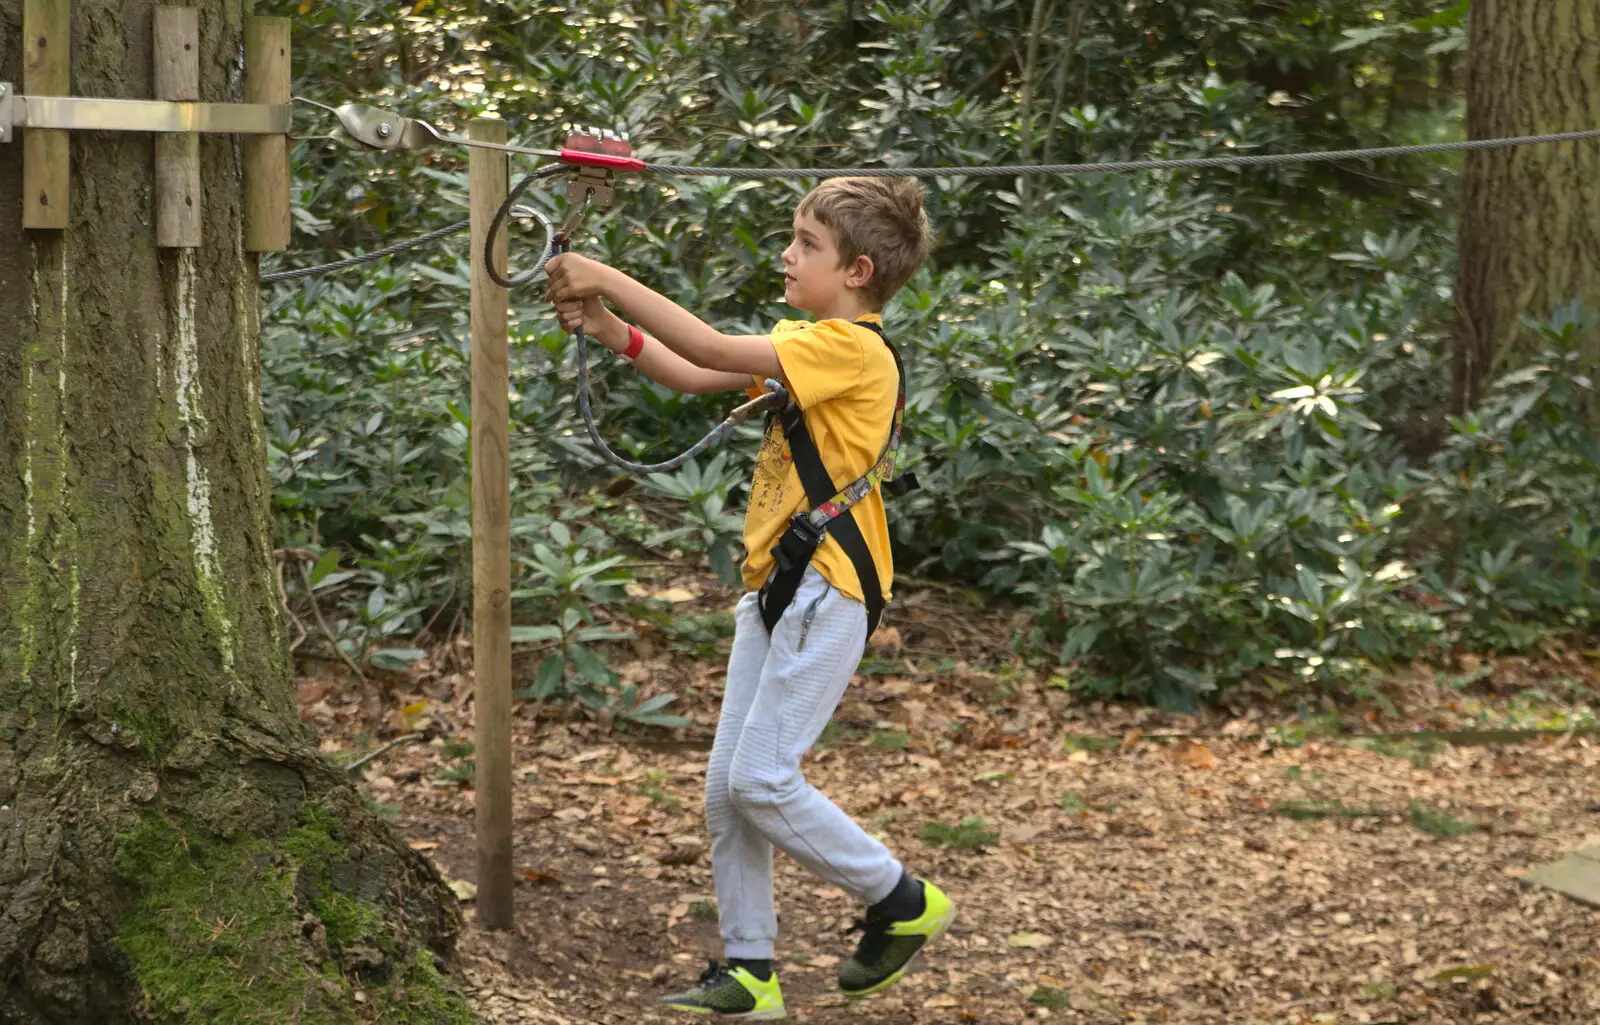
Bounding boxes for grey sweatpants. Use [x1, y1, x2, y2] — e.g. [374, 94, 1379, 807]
[705, 567, 904, 960]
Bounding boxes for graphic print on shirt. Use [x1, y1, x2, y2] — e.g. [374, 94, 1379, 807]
[750, 418, 792, 515]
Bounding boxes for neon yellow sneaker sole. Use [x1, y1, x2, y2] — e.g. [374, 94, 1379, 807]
[839, 880, 956, 998]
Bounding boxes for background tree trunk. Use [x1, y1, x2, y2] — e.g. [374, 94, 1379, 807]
[1454, 0, 1600, 414]
[0, 3, 470, 1021]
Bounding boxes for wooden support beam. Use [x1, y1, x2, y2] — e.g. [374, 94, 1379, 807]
[23, 0, 70, 230]
[153, 7, 201, 248]
[242, 16, 290, 252]
[469, 117, 515, 932]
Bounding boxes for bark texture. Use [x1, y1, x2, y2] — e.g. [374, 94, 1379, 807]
[1455, 0, 1600, 413]
[0, 4, 469, 1022]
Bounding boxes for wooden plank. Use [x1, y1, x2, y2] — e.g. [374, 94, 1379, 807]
[1524, 854, 1600, 907]
[242, 16, 290, 252]
[469, 117, 514, 932]
[23, 0, 70, 230]
[153, 7, 201, 248]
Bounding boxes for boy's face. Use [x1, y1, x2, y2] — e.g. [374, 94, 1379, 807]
[781, 212, 871, 314]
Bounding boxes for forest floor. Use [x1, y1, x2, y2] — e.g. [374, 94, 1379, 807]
[298, 576, 1600, 1025]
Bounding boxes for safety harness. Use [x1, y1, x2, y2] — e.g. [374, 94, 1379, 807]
[757, 321, 920, 639]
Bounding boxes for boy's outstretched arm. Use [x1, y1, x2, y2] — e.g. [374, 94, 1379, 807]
[553, 297, 752, 395]
[546, 253, 783, 381]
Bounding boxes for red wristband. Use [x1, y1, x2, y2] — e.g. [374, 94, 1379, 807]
[622, 324, 645, 361]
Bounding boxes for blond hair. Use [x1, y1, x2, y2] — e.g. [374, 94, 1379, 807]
[795, 177, 934, 308]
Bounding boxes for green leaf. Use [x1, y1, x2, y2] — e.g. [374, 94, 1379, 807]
[530, 654, 566, 699]
[509, 625, 563, 644]
[311, 570, 358, 593]
[370, 647, 426, 672]
[568, 644, 616, 689]
[308, 549, 341, 589]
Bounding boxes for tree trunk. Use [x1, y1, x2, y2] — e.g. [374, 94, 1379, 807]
[1454, 0, 1600, 413]
[0, 4, 470, 1022]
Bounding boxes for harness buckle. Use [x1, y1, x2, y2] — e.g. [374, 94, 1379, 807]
[772, 513, 827, 572]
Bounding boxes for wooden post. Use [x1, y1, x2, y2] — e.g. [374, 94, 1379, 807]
[23, 0, 70, 230]
[469, 117, 514, 931]
[153, 7, 201, 248]
[242, 17, 290, 252]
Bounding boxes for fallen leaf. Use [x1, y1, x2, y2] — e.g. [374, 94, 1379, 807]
[1007, 823, 1046, 844]
[408, 840, 439, 851]
[1007, 931, 1053, 949]
[659, 843, 704, 867]
[1181, 742, 1218, 770]
[657, 587, 699, 603]
[448, 878, 477, 902]
[924, 994, 959, 1008]
[520, 871, 562, 886]
[867, 626, 903, 655]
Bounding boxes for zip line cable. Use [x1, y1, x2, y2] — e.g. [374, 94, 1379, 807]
[258, 118, 1600, 284]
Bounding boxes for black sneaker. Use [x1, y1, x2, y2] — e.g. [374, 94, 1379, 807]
[838, 880, 956, 997]
[660, 959, 786, 1019]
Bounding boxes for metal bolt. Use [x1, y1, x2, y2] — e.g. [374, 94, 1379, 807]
[376, 122, 393, 139]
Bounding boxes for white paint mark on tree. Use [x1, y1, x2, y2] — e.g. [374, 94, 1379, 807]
[58, 243, 78, 697]
[176, 249, 236, 674]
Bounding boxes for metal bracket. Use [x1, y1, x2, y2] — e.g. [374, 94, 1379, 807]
[561, 127, 631, 209]
[0, 83, 290, 144]
[333, 102, 451, 152]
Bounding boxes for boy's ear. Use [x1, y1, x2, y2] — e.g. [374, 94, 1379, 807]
[845, 254, 875, 291]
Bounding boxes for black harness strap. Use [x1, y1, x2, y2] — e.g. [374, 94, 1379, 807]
[757, 322, 917, 639]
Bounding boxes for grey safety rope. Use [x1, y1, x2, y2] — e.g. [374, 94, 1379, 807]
[478, 193, 783, 475]
[260, 219, 470, 284]
[555, 233, 786, 475]
[262, 165, 566, 285]
[642, 126, 1600, 179]
[483, 164, 567, 288]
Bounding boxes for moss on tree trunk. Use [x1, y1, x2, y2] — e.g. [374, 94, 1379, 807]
[0, 4, 472, 1021]
[1455, 0, 1600, 414]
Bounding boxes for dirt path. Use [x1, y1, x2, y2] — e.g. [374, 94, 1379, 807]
[308, 648, 1600, 1025]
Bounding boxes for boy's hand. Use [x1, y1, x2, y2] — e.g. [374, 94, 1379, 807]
[554, 296, 616, 340]
[545, 252, 612, 304]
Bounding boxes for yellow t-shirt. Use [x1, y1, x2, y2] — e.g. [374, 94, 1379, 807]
[741, 314, 897, 604]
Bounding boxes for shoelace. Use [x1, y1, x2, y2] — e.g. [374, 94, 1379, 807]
[846, 915, 895, 964]
[696, 958, 732, 988]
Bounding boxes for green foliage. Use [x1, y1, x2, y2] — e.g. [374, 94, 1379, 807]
[1029, 986, 1073, 1009]
[1408, 801, 1477, 838]
[1363, 736, 1443, 768]
[259, 0, 1598, 713]
[921, 816, 1000, 850]
[817, 720, 863, 748]
[1272, 800, 1384, 822]
[869, 730, 912, 751]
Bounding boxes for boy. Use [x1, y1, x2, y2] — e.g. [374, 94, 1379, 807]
[545, 176, 952, 1019]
